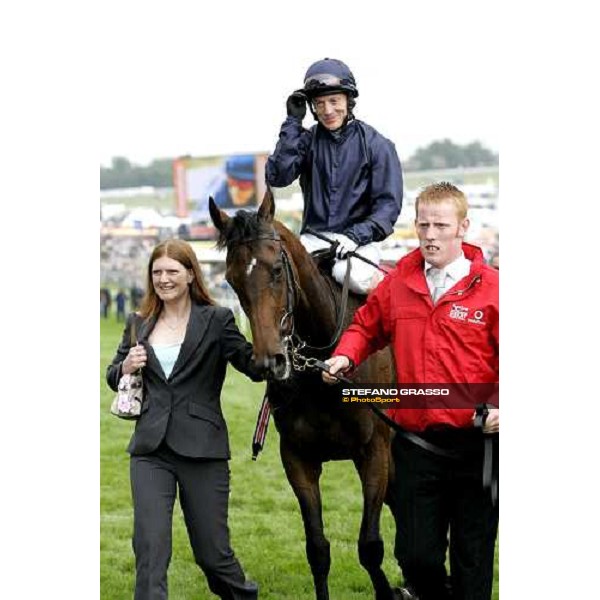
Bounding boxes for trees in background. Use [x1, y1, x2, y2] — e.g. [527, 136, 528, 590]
[100, 157, 174, 190]
[101, 140, 498, 190]
[404, 139, 498, 171]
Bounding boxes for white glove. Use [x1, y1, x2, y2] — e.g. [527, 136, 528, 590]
[332, 234, 358, 259]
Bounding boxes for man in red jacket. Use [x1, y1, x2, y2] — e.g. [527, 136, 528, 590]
[324, 182, 499, 600]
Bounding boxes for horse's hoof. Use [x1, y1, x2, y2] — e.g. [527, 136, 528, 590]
[392, 587, 419, 600]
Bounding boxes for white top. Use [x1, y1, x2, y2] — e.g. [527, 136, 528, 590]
[424, 252, 472, 301]
[152, 342, 182, 378]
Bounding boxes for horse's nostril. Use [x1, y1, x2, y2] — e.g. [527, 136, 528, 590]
[271, 353, 290, 380]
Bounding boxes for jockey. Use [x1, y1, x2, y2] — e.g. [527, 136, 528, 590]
[266, 58, 404, 294]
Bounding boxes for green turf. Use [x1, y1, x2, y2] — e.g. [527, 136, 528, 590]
[100, 316, 499, 599]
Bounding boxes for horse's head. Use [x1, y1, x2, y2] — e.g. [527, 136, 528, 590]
[210, 188, 298, 380]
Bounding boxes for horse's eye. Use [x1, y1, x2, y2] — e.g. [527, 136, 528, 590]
[272, 263, 284, 280]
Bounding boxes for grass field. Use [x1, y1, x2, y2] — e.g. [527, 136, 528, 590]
[100, 316, 499, 599]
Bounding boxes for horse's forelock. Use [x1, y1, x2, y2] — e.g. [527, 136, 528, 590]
[215, 210, 268, 249]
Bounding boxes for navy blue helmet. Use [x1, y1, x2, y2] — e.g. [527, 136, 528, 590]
[303, 58, 359, 99]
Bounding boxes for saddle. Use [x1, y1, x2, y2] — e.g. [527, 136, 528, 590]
[310, 245, 337, 276]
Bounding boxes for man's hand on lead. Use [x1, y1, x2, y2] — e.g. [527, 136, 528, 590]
[322, 355, 351, 384]
[286, 90, 307, 119]
[472, 407, 499, 433]
[482, 408, 499, 434]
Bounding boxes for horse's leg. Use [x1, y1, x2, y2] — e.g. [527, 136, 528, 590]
[280, 441, 330, 600]
[354, 425, 396, 600]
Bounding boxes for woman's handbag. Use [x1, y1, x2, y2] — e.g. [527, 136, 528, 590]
[110, 318, 144, 420]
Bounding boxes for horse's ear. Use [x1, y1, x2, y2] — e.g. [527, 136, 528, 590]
[257, 186, 275, 223]
[208, 196, 230, 232]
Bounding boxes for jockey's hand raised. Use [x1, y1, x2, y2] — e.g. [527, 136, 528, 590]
[322, 355, 351, 384]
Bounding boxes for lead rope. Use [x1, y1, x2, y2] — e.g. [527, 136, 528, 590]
[474, 404, 499, 506]
[251, 390, 271, 460]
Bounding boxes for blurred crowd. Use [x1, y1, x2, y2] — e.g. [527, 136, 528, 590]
[101, 236, 156, 291]
[100, 234, 498, 323]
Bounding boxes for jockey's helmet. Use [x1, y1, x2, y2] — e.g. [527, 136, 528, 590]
[302, 58, 359, 100]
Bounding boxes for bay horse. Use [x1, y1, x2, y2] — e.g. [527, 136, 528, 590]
[209, 189, 400, 600]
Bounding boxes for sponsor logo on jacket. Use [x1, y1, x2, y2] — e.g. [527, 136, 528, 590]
[449, 304, 469, 321]
[468, 309, 486, 325]
[449, 305, 486, 325]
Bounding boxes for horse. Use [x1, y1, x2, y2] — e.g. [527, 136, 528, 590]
[209, 188, 401, 600]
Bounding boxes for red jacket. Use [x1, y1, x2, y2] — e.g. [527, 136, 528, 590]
[334, 243, 499, 432]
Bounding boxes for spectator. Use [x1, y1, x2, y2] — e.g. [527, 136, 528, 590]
[100, 288, 111, 319]
[130, 285, 144, 310]
[115, 289, 127, 322]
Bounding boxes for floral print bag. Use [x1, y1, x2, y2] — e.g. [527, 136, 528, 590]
[110, 318, 144, 420]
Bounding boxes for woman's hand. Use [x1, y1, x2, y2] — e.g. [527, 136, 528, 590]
[122, 343, 147, 374]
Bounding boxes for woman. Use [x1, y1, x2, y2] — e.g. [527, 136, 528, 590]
[106, 239, 262, 600]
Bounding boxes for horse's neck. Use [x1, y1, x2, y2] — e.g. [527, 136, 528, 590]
[289, 245, 338, 344]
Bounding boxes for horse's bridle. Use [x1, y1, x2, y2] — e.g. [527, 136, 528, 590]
[278, 246, 298, 339]
[229, 227, 348, 378]
[229, 230, 298, 378]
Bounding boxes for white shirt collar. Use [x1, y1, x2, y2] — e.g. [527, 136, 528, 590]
[424, 252, 471, 282]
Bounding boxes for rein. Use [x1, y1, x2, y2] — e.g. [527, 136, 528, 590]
[279, 248, 297, 338]
[288, 253, 352, 353]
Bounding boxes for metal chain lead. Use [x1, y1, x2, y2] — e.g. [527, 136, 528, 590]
[283, 335, 315, 372]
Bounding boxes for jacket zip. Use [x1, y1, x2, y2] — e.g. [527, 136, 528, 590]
[432, 274, 482, 307]
[446, 274, 481, 298]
